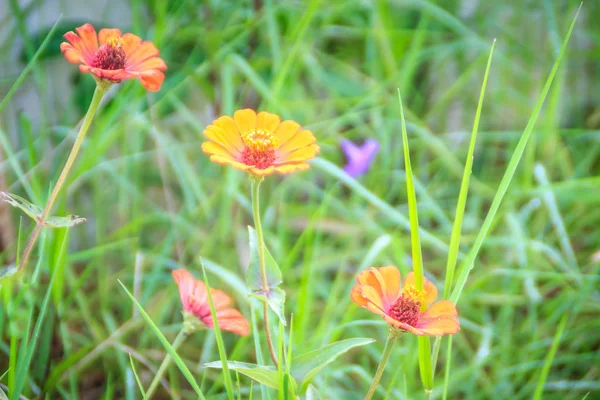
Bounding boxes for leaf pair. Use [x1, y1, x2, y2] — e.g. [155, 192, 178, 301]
[246, 226, 286, 325]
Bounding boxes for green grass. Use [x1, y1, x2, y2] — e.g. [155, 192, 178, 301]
[1, 1, 599, 399]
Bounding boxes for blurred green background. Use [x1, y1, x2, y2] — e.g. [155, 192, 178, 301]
[0, 0, 599, 399]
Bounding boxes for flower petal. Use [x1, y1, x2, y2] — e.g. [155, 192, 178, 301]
[214, 115, 241, 138]
[350, 284, 368, 307]
[126, 41, 160, 68]
[280, 144, 319, 163]
[215, 308, 251, 336]
[274, 120, 301, 144]
[377, 266, 401, 309]
[209, 155, 252, 172]
[416, 316, 460, 336]
[204, 125, 244, 155]
[247, 166, 276, 176]
[360, 285, 383, 312]
[278, 129, 316, 155]
[210, 289, 232, 310]
[121, 33, 142, 54]
[356, 268, 382, 292]
[60, 43, 84, 64]
[132, 57, 168, 72]
[98, 28, 122, 45]
[139, 69, 165, 91]
[420, 300, 458, 319]
[273, 163, 310, 174]
[382, 315, 425, 335]
[256, 111, 281, 132]
[234, 109, 258, 135]
[202, 141, 237, 159]
[74, 23, 99, 58]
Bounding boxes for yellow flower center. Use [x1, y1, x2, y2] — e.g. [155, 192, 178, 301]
[402, 284, 425, 303]
[106, 36, 124, 48]
[388, 285, 426, 327]
[242, 129, 279, 152]
[241, 130, 278, 169]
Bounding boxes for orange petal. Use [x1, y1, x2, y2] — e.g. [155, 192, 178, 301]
[60, 43, 84, 64]
[350, 284, 368, 307]
[126, 41, 160, 67]
[256, 111, 281, 132]
[383, 315, 424, 335]
[274, 120, 301, 144]
[172, 269, 197, 311]
[202, 141, 237, 159]
[278, 129, 316, 155]
[377, 266, 401, 308]
[75, 23, 99, 56]
[356, 268, 382, 293]
[210, 288, 232, 310]
[360, 285, 383, 311]
[416, 316, 460, 336]
[280, 144, 319, 163]
[234, 109, 257, 135]
[216, 308, 251, 336]
[214, 115, 240, 138]
[98, 28, 122, 45]
[131, 57, 167, 72]
[121, 33, 142, 55]
[139, 69, 165, 91]
[420, 300, 458, 319]
[273, 163, 310, 174]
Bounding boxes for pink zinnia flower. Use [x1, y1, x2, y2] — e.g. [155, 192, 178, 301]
[172, 269, 250, 336]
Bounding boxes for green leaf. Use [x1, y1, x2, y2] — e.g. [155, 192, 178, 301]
[292, 338, 375, 392]
[204, 361, 285, 390]
[250, 287, 286, 326]
[0, 192, 86, 228]
[129, 354, 148, 400]
[118, 281, 206, 399]
[246, 226, 283, 291]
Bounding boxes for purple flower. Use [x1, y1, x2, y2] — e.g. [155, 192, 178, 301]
[341, 139, 380, 178]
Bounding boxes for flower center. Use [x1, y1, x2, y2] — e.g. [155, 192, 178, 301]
[388, 285, 425, 327]
[241, 129, 278, 169]
[92, 37, 126, 70]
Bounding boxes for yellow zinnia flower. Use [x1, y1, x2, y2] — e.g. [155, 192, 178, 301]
[201, 109, 319, 176]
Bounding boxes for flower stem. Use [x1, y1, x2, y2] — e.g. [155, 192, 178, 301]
[17, 83, 109, 272]
[250, 177, 279, 368]
[365, 330, 399, 400]
[145, 329, 188, 399]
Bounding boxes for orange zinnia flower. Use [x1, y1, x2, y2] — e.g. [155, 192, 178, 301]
[351, 266, 460, 336]
[201, 109, 319, 176]
[60, 23, 167, 91]
[172, 269, 250, 336]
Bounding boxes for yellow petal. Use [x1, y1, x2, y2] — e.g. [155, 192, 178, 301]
[274, 163, 310, 174]
[234, 109, 258, 135]
[278, 129, 316, 155]
[98, 28, 122, 45]
[257, 111, 281, 132]
[209, 155, 251, 172]
[201, 141, 236, 159]
[204, 125, 244, 154]
[274, 120, 301, 144]
[248, 166, 276, 176]
[281, 144, 319, 163]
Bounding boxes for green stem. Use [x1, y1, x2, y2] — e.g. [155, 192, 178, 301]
[145, 329, 188, 399]
[365, 330, 398, 400]
[250, 177, 279, 368]
[17, 83, 109, 272]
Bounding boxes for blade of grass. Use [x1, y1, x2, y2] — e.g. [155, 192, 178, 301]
[449, 4, 582, 304]
[0, 16, 61, 115]
[129, 354, 148, 400]
[532, 315, 568, 400]
[118, 280, 206, 399]
[199, 259, 235, 400]
[397, 90, 432, 391]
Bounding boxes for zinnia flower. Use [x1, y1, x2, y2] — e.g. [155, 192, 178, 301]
[351, 266, 459, 336]
[60, 23, 167, 91]
[341, 138, 380, 178]
[201, 109, 319, 176]
[172, 269, 250, 336]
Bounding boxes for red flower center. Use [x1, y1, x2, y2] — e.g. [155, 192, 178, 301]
[241, 129, 278, 169]
[93, 37, 126, 71]
[388, 285, 425, 327]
